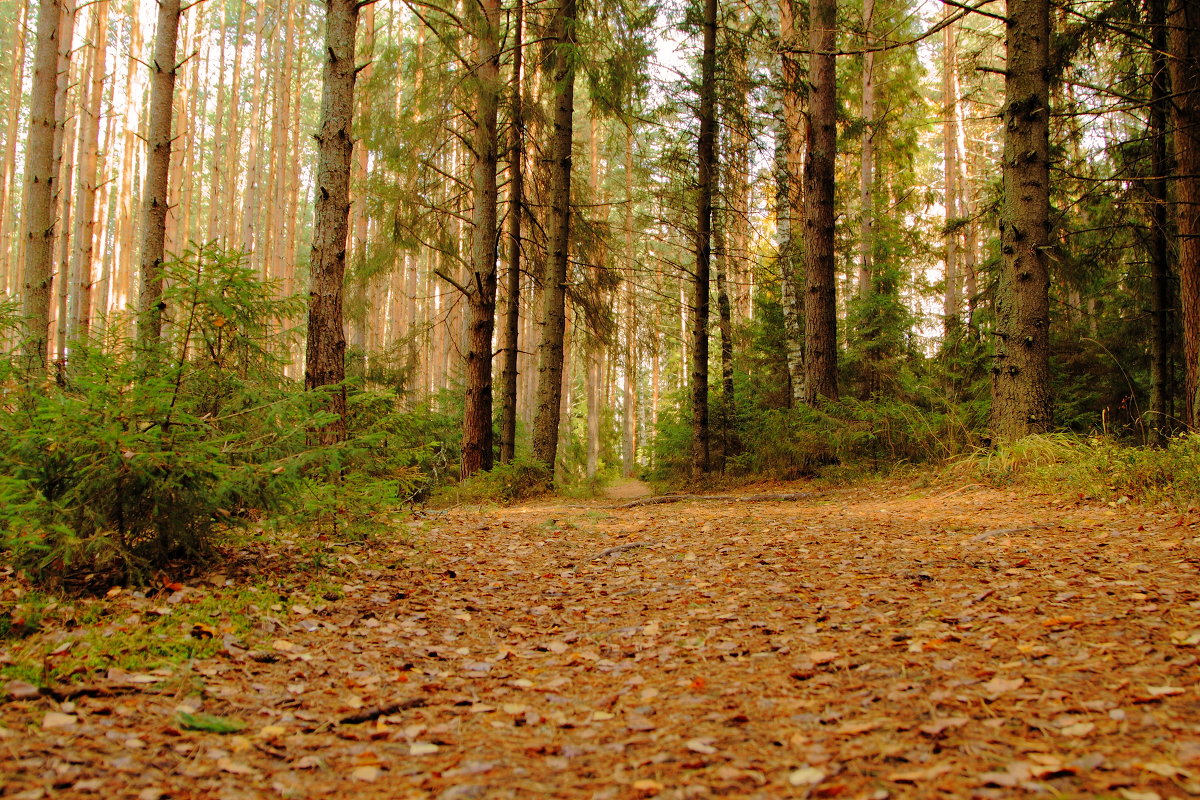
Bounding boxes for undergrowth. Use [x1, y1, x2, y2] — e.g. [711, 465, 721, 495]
[0, 245, 435, 589]
[949, 432, 1200, 506]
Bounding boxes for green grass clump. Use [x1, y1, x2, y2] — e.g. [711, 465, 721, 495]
[950, 432, 1200, 506]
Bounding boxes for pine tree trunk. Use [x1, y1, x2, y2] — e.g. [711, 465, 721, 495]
[992, 0, 1053, 440]
[69, 0, 107, 341]
[622, 130, 638, 476]
[1173, 0, 1200, 428]
[942, 14, 960, 334]
[859, 0, 876, 299]
[115, 0, 146, 314]
[0, 0, 29, 294]
[803, 0, 839, 403]
[498, 0, 524, 465]
[137, 0, 181, 346]
[531, 0, 578, 473]
[461, 0, 502, 478]
[1149, 0, 1172, 441]
[21, 0, 63, 365]
[305, 0, 360, 444]
[690, 0, 717, 476]
[586, 347, 601, 479]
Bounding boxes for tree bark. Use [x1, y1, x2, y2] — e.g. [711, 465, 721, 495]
[21, 0, 63, 366]
[1174, 0, 1200, 427]
[498, 0, 524, 465]
[1149, 0, 1172, 441]
[778, 0, 805, 405]
[859, 0, 876, 300]
[305, 0, 360, 444]
[991, 0, 1053, 440]
[942, 12, 959, 334]
[803, 0, 839, 403]
[691, 0, 717, 476]
[137, 0, 182, 346]
[461, 0, 502, 478]
[0, 0, 29, 295]
[622, 128, 638, 477]
[531, 0, 578, 473]
[69, 0, 108, 341]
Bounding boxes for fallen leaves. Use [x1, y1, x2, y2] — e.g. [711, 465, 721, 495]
[1, 481, 1195, 799]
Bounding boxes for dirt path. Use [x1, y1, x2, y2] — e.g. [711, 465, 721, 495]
[4, 480, 1200, 798]
[602, 479, 653, 501]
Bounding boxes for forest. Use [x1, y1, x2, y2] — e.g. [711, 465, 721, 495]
[1, 0, 1199, 579]
[4, 2, 1200, 795]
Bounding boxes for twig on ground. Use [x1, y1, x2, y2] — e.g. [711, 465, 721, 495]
[340, 697, 428, 724]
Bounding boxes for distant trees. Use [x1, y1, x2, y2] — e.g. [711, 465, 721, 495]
[5, 0, 1200, 488]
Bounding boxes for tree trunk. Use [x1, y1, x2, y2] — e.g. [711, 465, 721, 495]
[69, 0, 108, 342]
[1149, 0, 1172, 441]
[803, 0, 838, 403]
[691, 0, 717, 476]
[498, 0, 524, 465]
[992, 0, 1053, 440]
[859, 0, 876, 299]
[942, 12, 959, 334]
[1173, 0, 1200, 427]
[21, 0, 63, 366]
[461, 0, 502, 478]
[137, 0, 181, 346]
[778, 0, 805, 405]
[622, 128, 638, 477]
[586, 345, 601, 479]
[0, 0, 29, 294]
[531, 0, 578, 473]
[305, 0, 360, 444]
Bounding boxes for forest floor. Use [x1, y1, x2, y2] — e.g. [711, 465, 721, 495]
[3, 477, 1200, 799]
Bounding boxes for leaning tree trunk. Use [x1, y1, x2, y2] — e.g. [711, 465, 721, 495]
[305, 0, 360, 444]
[991, 0, 1053, 440]
[137, 0, 182, 347]
[498, 0, 524, 465]
[803, 0, 838, 403]
[691, 0, 717, 476]
[461, 0, 502, 478]
[531, 0, 578, 473]
[20, 0, 62, 367]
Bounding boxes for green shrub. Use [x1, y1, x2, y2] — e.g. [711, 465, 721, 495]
[429, 458, 551, 506]
[0, 246, 341, 585]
